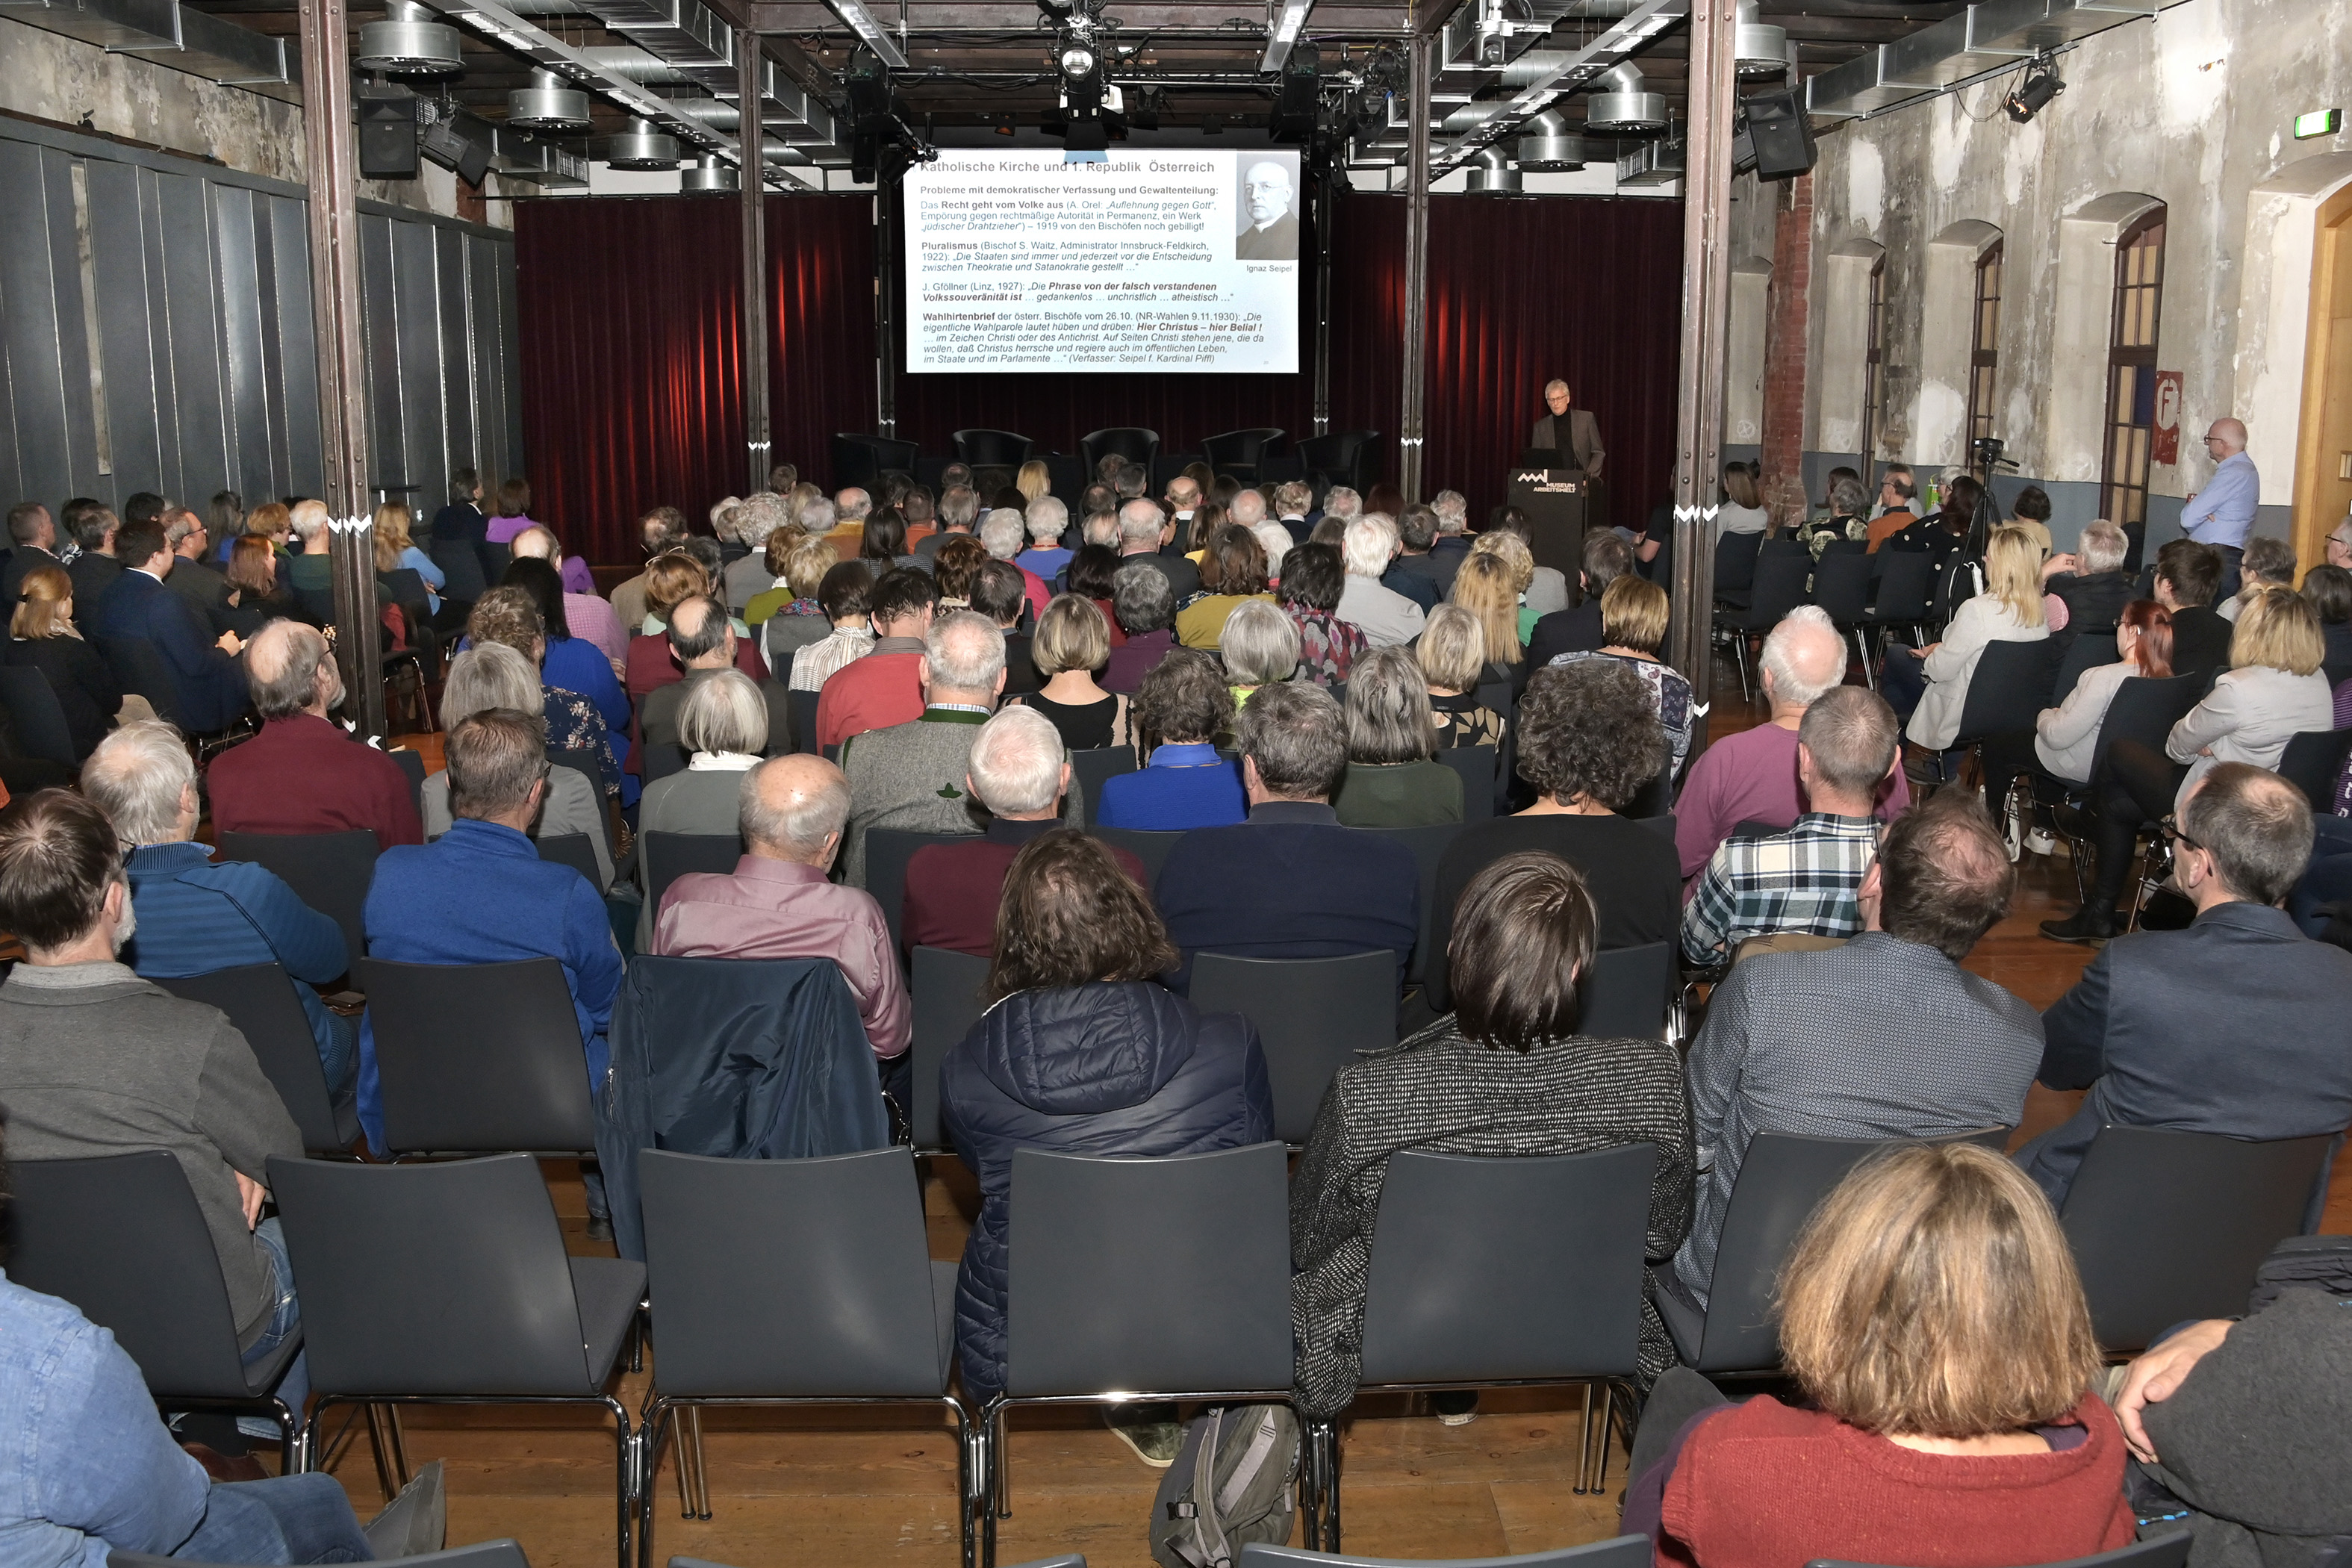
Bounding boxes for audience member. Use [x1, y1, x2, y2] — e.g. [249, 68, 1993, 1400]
[1864, 465, 1920, 551]
[511, 524, 627, 666]
[2219, 535, 2297, 623]
[482, 478, 540, 545]
[467, 587, 625, 805]
[206, 620, 422, 850]
[1176, 526, 1278, 650]
[1447, 550, 1525, 686]
[1154, 681, 1417, 991]
[1011, 594, 1131, 751]
[638, 594, 790, 759]
[2020, 764, 2352, 1203]
[1063, 543, 1125, 638]
[1251, 520, 1293, 586]
[1884, 525, 2049, 763]
[1116, 497, 1201, 603]
[370, 502, 447, 620]
[1417, 604, 1506, 748]
[1681, 686, 1897, 966]
[420, 645, 612, 889]
[503, 556, 629, 733]
[978, 507, 1051, 623]
[1277, 541, 1367, 687]
[1674, 606, 1908, 880]
[7, 564, 130, 761]
[791, 561, 877, 694]
[2303, 561, 2352, 687]
[930, 533, 988, 613]
[1525, 530, 1636, 668]
[836, 486, 874, 526]
[1331, 647, 1462, 827]
[1291, 851, 1694, 1422]
[1628, 1144, 2131, 1564]
[970, 559, 1042, 698]
[758, 536, 845, 668]
[723, 492, 792, 612]
[1336, 514, 1427, 647]
[1015, 496, 1072, 581]
[914, 483, 980, 561]
[815, 567, 938, 750]
[1478, 508, 1569, 616]
[1714, 461, 1771, 536]
[93, 520, 250, 732]
[88, 720, 356, 1089]
[161, 506, 236, 637]
[1379, 506, 1447, 610]
[361, 710, 621, 1157]
[1548, 576, 1694, 776]
[218, 535, 303, 641]
[839, 610, 1011, 887]
[66, 503, 124, 626]
[2, 501, 63, 603]
[2045, 518, 2134, 643]
[1220, 599, 1299, 714]
[1982, 600, 2172, 853]
[858, 508, 924, 578]
[1667, 792, 2041, 1312]
[1104, 562, 1177, 694]
[1098, 650, 1245, 830]
[2153, 538, 2232, 685]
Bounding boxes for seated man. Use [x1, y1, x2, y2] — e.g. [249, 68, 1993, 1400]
[2017, 763, 2352, 1206]
[85, 721, 356, 1090]
[815, 567, 937, 751]
[360, 710, 622, 1157]
[1526, 529, 1635, 669]
[1154, 681, 1419, 992]
[903, 706, 1146, 956]
[206, 619, 423, 852]
[840, 611, 1022, 889]
[1667, 791, 2043, 1311]
[91, 520, 250, 733]
[971, 560, 1042, 697]
[1335, 514, 1426, 648]
[0, 790, 305, 1403]
[2153, 538, 2233, 685]
[637, 594, 791, 759]
[650, 752, 912, 1097]
[1673, 606, 1908, 881]
[511, 523, 627, 667]
[1680, 686, 1897, 966]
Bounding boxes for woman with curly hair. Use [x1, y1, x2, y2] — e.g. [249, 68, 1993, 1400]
[931, 533, 989, 611]
[1427, 659, 1679, 1009]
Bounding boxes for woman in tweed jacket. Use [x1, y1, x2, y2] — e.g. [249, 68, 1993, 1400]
[1289, 850, 1695, 1420]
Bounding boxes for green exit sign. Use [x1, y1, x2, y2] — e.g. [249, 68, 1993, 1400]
[2295, 109, 2342, 140]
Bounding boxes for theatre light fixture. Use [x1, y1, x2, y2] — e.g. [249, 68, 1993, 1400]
[2003, 56, 2065, 124]
[826, 0, 906, 70]
[1262, 0, 1313, 73]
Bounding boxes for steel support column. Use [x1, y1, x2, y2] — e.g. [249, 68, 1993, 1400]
[1665, 0, 1738, 718]
[1311, 164, 1335, 438]
[740, 30, 773, 493]
[1398, 30, 1434, 503]
[876, 184, 897, 438]
[296, 0, 385, 738]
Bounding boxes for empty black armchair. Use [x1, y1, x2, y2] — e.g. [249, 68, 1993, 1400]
[833, 434, 919, 494]
[1080, 428, 1160, 477]
[1295, 431, 1381, 496]
[954, 429, 1035, 470]
[1201, 429, 1289, 482]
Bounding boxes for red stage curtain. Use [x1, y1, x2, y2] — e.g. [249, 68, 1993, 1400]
[769, 195, 879, 486]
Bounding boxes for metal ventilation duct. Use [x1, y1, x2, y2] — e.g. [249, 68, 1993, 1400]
[1808, 0, 2167, 119]
[1584, 62, 1668, 133]
[1466, 147, 1522, 193]
[1514, 109, 1592, 169]
[1734, 0, 1788, 78]
[355, 0, 462, 73]
[507, 66, 591, 130]
[1614, 136, 1683, 186]
[606, 114, 679, 168]
[570, 0, 735, 91]
[0, 0, 299, 98]
[680, 152, 737, 190]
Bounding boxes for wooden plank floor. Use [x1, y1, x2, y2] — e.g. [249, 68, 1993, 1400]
[328, 675, 2352, 1568]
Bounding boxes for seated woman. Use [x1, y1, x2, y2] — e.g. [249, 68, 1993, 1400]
[1796, 470, 1870, 558]
[1278, 541, 1367, 688]
[503, 556, 627, 735]
[1477, 511, 1567, 620]
[1430, 660, 1679, 1010]
[1549, 577, 1695, 777]
[860, 508, 926, 577]
[6, 565, 128, 762]
[1065, 544, 1127, 646]
[371, 501, 447, 618]
[756, 535, 839, 668]
[2302, 561, 2352, 689]
[1291, 850, 1694, 1423]
[625, 551, 768, 698]
[1625, 1142, 2132, 1565]
[1714, 461, 1770, 536]
[467, 586, 626, 808]
[1175, 526, 1276, 650]
[1448, 550, 1526, 695]
[1097, 649, 1245, 830]
[1883, 524, 2050, 770]
[930, 533, 989, 613]
[2221, 535, 2298, 623]
[944, 830, 1273, 1416]
[218, 535, 305, 640]
[1331, 647, 1463, 828]
[1013, 594, 1133, 751]
[1220, 599, 1299, 715]
[1417, 605, 1507, 749]
[420, 644, 613, 892]
[790, 561, 877, 694]
[635, 669, 768, 945]
[1981, 600, 2172, 854]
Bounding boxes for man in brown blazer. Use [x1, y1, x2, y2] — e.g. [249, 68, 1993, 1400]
[1529, 380, 1605, 475]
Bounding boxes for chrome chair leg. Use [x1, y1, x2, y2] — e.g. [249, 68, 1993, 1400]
[688, 1407, 712, 1519]
[1573, 1384, 1594, 1496]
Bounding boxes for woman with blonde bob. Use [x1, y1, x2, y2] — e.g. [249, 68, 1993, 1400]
[1628, 1142, 2133, 1565]
[1416, 605, 1506, 748]
[1548, 576, 1695, 774]
[1448, 550, 1525, 674]
[2161, 585, 2332, 814]
[1892, 525, 2050, 760]
[1011, 594, 1131, 750]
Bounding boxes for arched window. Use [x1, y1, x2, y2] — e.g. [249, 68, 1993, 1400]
[1967, 242, 2003, 451]
[1860, 254, 1887, 468]
[2101, 210, 2167, 527]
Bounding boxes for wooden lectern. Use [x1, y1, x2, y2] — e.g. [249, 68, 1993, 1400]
[1506, 467, 1603, 578]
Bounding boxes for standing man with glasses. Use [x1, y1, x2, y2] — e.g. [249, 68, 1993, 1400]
[2181, 417, 2258, 601]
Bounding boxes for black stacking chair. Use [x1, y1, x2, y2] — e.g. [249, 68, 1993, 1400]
[1189, 951, 1398, 1145]
[1359, 821, 1463, 993]
[1652, 1127, 2009, 1375]
[1434, 746, 1495, 820]
[2050, 672, 2204, 915]
[1862, 548, 1935, 653]
[788, 688, 821, 756]
[1950, 638, 2058, 778]
[636, 1148, 969, 1568]
[1808, 1532, 2191, 1568]
[1246, 1538, 1649, 1568]
[390, 747, 426, 821]
[360, 956, 599, 1157]
[216, 830, 378, 983]
[1200, 429, 1289, 482]
[954, 430, 1035, 470]
[269, 1154, 642, 1568]
[640, 832, 745, 918]
[1808, 551, 1876, 688]
[0, 665, 79, 765]
[1311, 1148, 1658, 1544]
[1710, 529, 1764, 607]
[984, 1145, 1293, 1568]
[1068, 745, 1136, 815]
[2059, 1124, 2336, 1351]
[911, 945, 992, 1151]
[8, 1151, 306, 1472]
[644, 741, 689, 783]
[2050, 632, 2122, 706]
[1578, 942, 1675, 1042]
[116, 1542, 534, 1568]
[538, 832, 605, 886]
[1081, 428, 1160, 476]
[158, 962, 357, 1154]
[863, 828, 971, 959]
[1090, 827, 1186, 886]
[1713, 548, 1811, 702]
[2276, 728, 2352, 812]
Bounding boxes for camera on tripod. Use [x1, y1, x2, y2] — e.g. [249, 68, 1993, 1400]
[1972, 435, 2020, 474]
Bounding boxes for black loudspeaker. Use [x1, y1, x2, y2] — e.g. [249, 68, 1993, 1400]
[358, 93, 419, 180]
[1272, 40, 1319, 143]
[1741, 89, 1816, 181]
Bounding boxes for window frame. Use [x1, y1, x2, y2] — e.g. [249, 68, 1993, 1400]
[2099, 210, 2168, 529]
[1966, 241, 2003, 455]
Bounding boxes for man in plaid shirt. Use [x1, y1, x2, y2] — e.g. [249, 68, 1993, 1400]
[1681, 687, 1900, 965]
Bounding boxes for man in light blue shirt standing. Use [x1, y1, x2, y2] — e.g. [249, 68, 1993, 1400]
[2181, 416, 2257, 599]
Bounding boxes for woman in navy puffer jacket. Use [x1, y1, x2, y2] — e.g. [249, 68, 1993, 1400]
[942, 830, 1275, 1408]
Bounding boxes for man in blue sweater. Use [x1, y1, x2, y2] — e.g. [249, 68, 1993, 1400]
[83, 721, 357, 1091]
[1154, 681, 1418, 993]
[358, 709, 621, 1159]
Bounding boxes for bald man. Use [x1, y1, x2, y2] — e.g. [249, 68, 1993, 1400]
[639, 594, 793, 759]
[649, 752, 911, 1070]
[1236, 161, 1299, 261]
[207, 619, 423, 850]
[2182, 415, 2257, 600]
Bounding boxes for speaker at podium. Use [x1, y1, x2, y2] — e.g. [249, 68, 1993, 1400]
[1507, 455, 1605, 578]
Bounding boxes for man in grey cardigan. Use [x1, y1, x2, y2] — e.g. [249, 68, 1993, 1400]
[0, 789, 305, 1387]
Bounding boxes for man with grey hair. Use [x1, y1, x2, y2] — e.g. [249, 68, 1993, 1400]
[1228, 488, 1269, 531]
[206, 618, 423, 851]
[1681, 685, 1901, 966]
[1017, 496, 1072, 582]
[650, 752, 910, 1071]
[1154, 681, 1418, 992]
[839, 609, 1013, 888]
[1336, 514, 1426, 648]
[1383, 505, 1452, 606]
[980, 508, 1050, 622]
[901, 706, 1145, 956]
[1116, 498, 1200, 601]
[724, 491, 794, 614]
[1080, 511, 1120, 550]
[915, 484, 981, 563]
[1320, 486, 1363, 524]
[161, 505, 234, 635]
[2020, 762, 2352, 1207]
[640, 594, 792, 760]
[512, 523, 629, 667]
[1104, 562, 1178, 694]
[89, 719, 357, 1087]
[1, 500, 61, 603]
[2045, 517, 2133, 641]
[1429, 490, 1473, 573]
[834, 487, 873, 526]
[1674, 604, 1908, 880]
[66, 503, 127, 629]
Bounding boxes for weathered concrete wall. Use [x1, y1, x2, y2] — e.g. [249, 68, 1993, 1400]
[1771, 0, 2352, 549]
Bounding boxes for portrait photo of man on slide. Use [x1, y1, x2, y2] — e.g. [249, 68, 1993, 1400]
[1236, 156, 1301, 261]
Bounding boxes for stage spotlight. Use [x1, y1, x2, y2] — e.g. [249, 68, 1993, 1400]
[2003, 57, 2065, 123]
[1271, 40, 1319, 143]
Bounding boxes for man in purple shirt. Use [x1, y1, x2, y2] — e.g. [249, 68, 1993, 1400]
[650, 753, 910, 1073]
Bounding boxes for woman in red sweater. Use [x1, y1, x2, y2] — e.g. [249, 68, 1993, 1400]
[1625, 1141, 2135, 1568]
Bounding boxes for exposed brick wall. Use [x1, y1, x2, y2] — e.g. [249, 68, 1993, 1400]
[1759, 172, 1813, 529]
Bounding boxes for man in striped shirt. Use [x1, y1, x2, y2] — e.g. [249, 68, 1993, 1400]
[1680, 686, 1899, 966]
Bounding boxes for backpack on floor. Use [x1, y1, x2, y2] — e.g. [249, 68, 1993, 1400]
[1148, 1403, 1301, 1568]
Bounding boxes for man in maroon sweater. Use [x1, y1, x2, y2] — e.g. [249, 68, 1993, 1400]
[207, 620, 423, 852]
[902, 706, 1145, 957]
